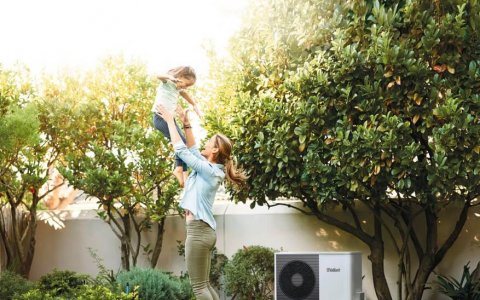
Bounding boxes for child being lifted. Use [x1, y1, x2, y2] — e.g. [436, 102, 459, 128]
[152, 66, 203, 187]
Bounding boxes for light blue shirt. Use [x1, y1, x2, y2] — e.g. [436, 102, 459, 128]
[173, 142, 225, 230]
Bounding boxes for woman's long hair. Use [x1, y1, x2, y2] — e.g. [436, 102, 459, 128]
[213, 134, 248, 189]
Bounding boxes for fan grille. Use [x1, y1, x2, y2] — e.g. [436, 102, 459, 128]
[276, 254, 319, 300]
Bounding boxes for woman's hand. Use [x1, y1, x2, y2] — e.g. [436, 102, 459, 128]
[176, 106, 191, 125]
[156, 105, 175, 123]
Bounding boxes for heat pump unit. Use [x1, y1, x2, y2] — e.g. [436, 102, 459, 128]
[275, 252, 364, 300]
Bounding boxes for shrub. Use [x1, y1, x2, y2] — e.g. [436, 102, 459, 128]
[73, 285, 137, 300]
[0, 271, 35, 300]
[177, 276, 195, 300]
[435, 262, 480, 300]
[13, 288, 55, 300]
[37, 269, 91, 297]
[14, 285, 136, 300]
[88, 248, 120, 291]
[116, 267, 190, 300]
[224, 245, 275, 300]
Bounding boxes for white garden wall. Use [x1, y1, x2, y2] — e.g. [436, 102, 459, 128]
[29, 200, 480, 300]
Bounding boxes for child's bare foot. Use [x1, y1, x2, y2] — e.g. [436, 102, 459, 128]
[173, 167, 184, 188]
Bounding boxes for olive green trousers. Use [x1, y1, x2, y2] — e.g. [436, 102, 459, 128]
[185, 220, 219, 300]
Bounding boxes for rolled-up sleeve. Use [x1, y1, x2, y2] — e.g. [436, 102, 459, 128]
[174, 142, 216, 177]
[188, 145, 205, 161]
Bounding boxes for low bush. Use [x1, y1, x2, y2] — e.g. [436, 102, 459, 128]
[87, 248, 121, 292]
[0, 271, 35, 300]
[37, 269, 91, 297]
[435, 261, 480, 300]
[177, 275, 194, 300]
[73, 284, 137, 300]
[116, 267, 191, 300]
[224, 245, 275, 300]
[13, 288, 55, 300]
[14, 285, 136, 300]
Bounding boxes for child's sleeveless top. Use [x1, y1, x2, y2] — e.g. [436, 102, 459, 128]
[151, 80, 179, 114]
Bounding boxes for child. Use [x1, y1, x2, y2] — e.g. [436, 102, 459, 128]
[152, 66, 203, 187]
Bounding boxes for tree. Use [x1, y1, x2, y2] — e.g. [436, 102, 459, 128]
[205, 0, 480, 299]
[0, 67, 64, 277]
[41, 57, 180, 270]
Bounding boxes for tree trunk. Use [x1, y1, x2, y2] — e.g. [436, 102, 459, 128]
[408, 257, 435, 300]
[370, 202, 392, 300]
[23, 210, 37, 277]
[0, 207, 11, 270]
[407, 203, 470, 300]
[0, 207, 36, 278]
[121, 240, 130, 271]
[150, 217, 166, 268]
[121, 214, 131, 271]
[370, 241, 392, 300]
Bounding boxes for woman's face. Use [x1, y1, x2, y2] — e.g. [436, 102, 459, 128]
[176, 76, 195, 89]
[201, 136, 219, 161]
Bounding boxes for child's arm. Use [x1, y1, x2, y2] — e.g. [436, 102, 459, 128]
[179, 90, 203, 118]
[156, 73, 178, 83]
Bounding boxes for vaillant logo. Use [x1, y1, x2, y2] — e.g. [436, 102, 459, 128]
[327, 268, 341, 272]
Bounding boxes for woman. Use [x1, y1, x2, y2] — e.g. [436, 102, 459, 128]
[157, 105, 247, 300]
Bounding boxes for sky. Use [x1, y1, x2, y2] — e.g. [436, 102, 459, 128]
[0, 0, 248, 78]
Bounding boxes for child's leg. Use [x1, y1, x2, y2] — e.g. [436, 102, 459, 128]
[153, 114, 188, 186]
[153, 113, 171, 139]
[174, 153, 188, 188]
[172, 123, 188, 187]
[173, 166, 185, 187]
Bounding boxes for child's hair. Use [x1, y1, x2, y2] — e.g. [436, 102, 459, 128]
[212, 133, 248, 189]
[167, 66, 196, 83]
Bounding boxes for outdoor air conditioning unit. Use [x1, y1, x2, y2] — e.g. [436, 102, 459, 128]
[275, 252, 364, 300]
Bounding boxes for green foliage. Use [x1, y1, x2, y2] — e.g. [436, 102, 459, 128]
[87, 248, 120, 290]
[0, 66, 55, 277]
[206, 0, 480, 298]
[0, 104, 39, 158]
[209, 0, 480, 204]
[176, 240, 228, 291]
[116, 267, 191, 300]
[223, 245, 275, 300]
[70, 285, 137, 300]
[37, 269, 91, 297]
[14, 285, 137, 300]
[436, 262, 480, 300]
[38, 56, 181, 269]
[13, 288, 56, 300]
[177, 278, 195, 300]
[0, 271, 35, 300]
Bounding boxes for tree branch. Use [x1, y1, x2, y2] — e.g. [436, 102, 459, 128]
[310, 197, 374, 245]
[37, 180, 66, 201]
[434, 200, 470, 265]
[265, 201, 313, 215]
[339, 196, 363, 231]
[105, 203, 126, 240]
[399, 208, 425, 260]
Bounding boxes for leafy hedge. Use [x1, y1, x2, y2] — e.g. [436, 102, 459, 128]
[224, 245, 275, 300]
[116, 267, 193, 300]
[0, 271, 35, 300]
